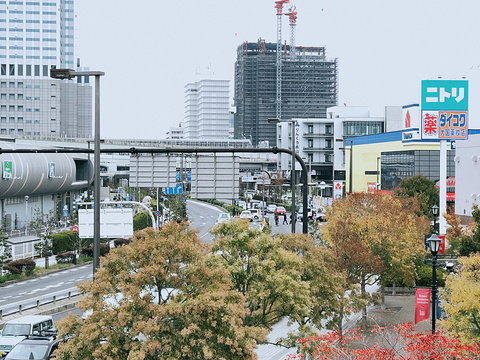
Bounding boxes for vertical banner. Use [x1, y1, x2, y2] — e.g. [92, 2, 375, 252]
[415, 288, 431, 324]
[333, 181, 343, 199]
[438, 235, 446, 255]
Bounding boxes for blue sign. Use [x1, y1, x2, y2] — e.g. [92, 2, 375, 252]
[155, 210, 161, 216]
[164, 184, 183, 195]
[126, 193, 130, 201]
[117, 187, 121, 193]
[187, 171, 191, 181]
[421, 80, 468, 111]
[72, 199, 76, 210]
[62, 204, 69, 217]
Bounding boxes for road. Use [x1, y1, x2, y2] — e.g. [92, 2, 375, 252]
[0, 265, 92, 317]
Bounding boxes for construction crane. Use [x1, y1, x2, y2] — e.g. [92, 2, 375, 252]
[286, 5, 297, 59]
[274, 0, 289, 119]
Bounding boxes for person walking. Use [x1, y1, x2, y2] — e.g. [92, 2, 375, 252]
[283, 212, 288, 225]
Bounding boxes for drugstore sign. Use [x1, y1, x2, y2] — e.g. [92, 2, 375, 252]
[421, 80, 468, 140]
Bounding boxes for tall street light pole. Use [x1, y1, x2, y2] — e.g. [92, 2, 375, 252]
[50, 68, 105, 275]
[268, 118, 296, 233]
[428, 233, 441, 334]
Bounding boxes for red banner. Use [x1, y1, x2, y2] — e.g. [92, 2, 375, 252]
[415, 288, 431, 324]
[438, 235, 446, 255]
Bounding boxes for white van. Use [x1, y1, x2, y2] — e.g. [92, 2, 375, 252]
[0, 315, 55, 357]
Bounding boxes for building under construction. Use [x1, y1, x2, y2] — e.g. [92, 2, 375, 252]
[233, 39, 338, 147]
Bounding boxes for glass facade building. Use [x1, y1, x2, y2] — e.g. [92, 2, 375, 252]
[381, 150, 455, 190]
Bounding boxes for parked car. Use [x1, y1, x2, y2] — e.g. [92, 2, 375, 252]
[275, 206, 287, 215]
[0, 315, 55, 358]
[216, 213, 232, 224]
[239, 210, 253, 221]
[5, 333, 63, 360]
[249, 208, 261, 221]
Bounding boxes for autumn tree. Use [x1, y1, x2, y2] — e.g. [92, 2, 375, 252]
[320, 193, 429, 325]
[441, 253, 480, 341]
[394, 174, 439, 219]
[55, 222, 264, 360]
[287, 323, 480, 359]
[456, 204, 480, 256]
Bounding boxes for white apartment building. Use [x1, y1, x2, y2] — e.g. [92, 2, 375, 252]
[0, 0, 92, 139]
[275, 106, 384, 193]
[183, 79, 231, 139]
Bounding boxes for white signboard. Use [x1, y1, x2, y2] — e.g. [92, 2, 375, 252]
[78, 208, 133, 239]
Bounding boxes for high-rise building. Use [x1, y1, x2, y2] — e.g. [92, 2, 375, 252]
[234, 39, 338, 147]
[0, 0, 92, 139]
[183, 79, 231, 139]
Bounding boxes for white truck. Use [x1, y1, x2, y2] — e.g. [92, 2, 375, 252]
[297, 207, 326, 222]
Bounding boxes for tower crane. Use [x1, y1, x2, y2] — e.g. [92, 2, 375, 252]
[274, 0, 289, 119]
[285, 5, 297, 58]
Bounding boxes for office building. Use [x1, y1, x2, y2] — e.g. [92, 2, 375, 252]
[234, 39, 338, 147]
[183, 79, 231, 139]
[0, 0, 92, 139]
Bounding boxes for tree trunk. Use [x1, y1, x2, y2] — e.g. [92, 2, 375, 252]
[44, 256, 49, 269]
[361, 276, 367, 328]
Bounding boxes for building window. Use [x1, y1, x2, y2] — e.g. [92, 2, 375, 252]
[9, 64, 14, 76]
[34, 65, 39, 76]
[9, 94, 14, 100]
[17, 64, 23, 76]
[17, 117, 23, 123]
[326, 139, 332, 149]
[17, 94, 23, 100]
[0, 93, 5, 99]
[308, 124, 313, 134]
[308, 153, 313, 163]
[18, 105, 23, 111]
[17, 82, 23, 88]
[9, 117, 14, 123]
[0, 117, 5, 123]
[9, 105, 14, 111]
[325, 124, 332, 135]
[325, 154, 332, 163]
[308, 139, 313, 148]
[26, 65, 31, 76]
[9, 82, 14, 88]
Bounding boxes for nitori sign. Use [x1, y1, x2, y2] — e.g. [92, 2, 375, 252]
[421, 79, 468, 140]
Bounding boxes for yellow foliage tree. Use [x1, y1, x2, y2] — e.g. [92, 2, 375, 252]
[55, 221, 264, 360]
[441, 253, 480, 341]
[320, 192, 429, 324]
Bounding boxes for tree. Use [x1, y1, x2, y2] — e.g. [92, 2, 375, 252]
[0, 226, 11, 272]
[320, 193, 429, 326]
[30, 209, 57, 269]
[210, 220, 311, 329]
[394, 174, 439, 219]
[457, 204, 480, 256]
[441, 253, 480, 341]
[287, 323, 480, 359]
[164, 194, 187, 221]
[55, 222, 264, 360]
[209, 220, 350, 344]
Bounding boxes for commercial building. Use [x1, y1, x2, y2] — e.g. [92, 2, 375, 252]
[275, 106, 384, 194]
[183, 79, 231, 140]
[234, 39, 338, 147]
[0, 0, 92, 139]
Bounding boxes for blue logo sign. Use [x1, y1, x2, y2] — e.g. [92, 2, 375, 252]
[62, 204, 69, 217]
[421, 80, 468, 111]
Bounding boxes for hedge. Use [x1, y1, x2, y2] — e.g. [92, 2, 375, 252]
[80, 243, 110, 258]
[5, 258, 36, 276]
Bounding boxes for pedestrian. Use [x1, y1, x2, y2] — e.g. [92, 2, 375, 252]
[283, 212, 288, 225]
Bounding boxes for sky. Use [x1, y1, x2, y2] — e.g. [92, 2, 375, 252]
[74, 0, 480, 140]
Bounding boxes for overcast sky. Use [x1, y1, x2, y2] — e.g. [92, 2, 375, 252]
[74, 1, 480, 140]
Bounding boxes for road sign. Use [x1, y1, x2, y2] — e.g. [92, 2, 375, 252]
[3, 160, 12, 179]
[163, 184, 183, 195]
[155, 210, 161, 216]
[421, 80, 468, 140]
[72, 225, 79, 233]
[62, 204, 69, 217]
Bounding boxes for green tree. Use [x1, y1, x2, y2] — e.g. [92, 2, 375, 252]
[441, 253, 480, 341]
[164, 194, 187, 221]
[133, 211, 153, 231]
[55, 222, 264, 360]
[0, 226, 11, 272]
[458, 204, 480, 256]
[394, 174, 439, 219]
[30, 209, 57, 269]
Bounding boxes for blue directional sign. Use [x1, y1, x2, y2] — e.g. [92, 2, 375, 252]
[62, 204, 69, 217]
[163, 184, 183, 195]
[72, 199, 76, 210]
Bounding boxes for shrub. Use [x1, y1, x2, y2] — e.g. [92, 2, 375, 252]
[55, 252, 77, 264]
[5, 258, 36, 276]
[114, 238, 131, 247]
[80, 243, 110, 258]
[51, 231, 76, 254]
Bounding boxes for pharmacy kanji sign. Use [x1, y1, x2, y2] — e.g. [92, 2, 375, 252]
[421, 80, 468, 139]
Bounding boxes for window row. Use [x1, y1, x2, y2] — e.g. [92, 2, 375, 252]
[1, 64, 56, 76]
[0, 94, 44, 100]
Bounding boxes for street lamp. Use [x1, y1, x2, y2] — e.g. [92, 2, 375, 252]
[432, 204, 439, 234]
[50, 68, 105, 275]
[24, 195, 29, 235]
[428, 233, 442, 334]
[268, 118, 297, 233]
